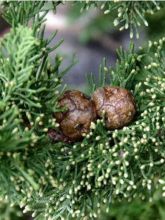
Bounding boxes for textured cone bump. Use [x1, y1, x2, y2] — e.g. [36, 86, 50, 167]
[92, 86, 136, 129]
[55, 90, 96, 141]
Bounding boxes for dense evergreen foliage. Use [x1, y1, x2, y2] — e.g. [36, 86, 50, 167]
[0, 1, 164, 219]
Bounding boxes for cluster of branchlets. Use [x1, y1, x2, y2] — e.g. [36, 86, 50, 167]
[80, 1, 163, 39]
[22, 92, 164, 220]
[102, 1, 162, 38]
[0, 26, 64, 218]
[0, 25, 62, 152]
[17, 41, 165, 219]
[7, 52, 165, 220]
[1, 64, 165, 220]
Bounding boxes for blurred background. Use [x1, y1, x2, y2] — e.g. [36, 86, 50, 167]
[2, 2, 165, 91]
[0, 2, 165, 220]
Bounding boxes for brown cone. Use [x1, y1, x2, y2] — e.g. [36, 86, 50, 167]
[54, 90, 96, 141]
[92, 86, 136, 130]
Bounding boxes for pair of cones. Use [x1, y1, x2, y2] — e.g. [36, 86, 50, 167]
[49, 86, 136, 143]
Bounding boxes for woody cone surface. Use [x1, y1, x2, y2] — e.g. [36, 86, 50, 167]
[92, 86, 136, 130]
[55, 90, 96, 141]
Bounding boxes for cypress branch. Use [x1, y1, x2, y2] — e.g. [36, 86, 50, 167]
[79, 1, 164, 38]
[0, 1, 164, 220]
